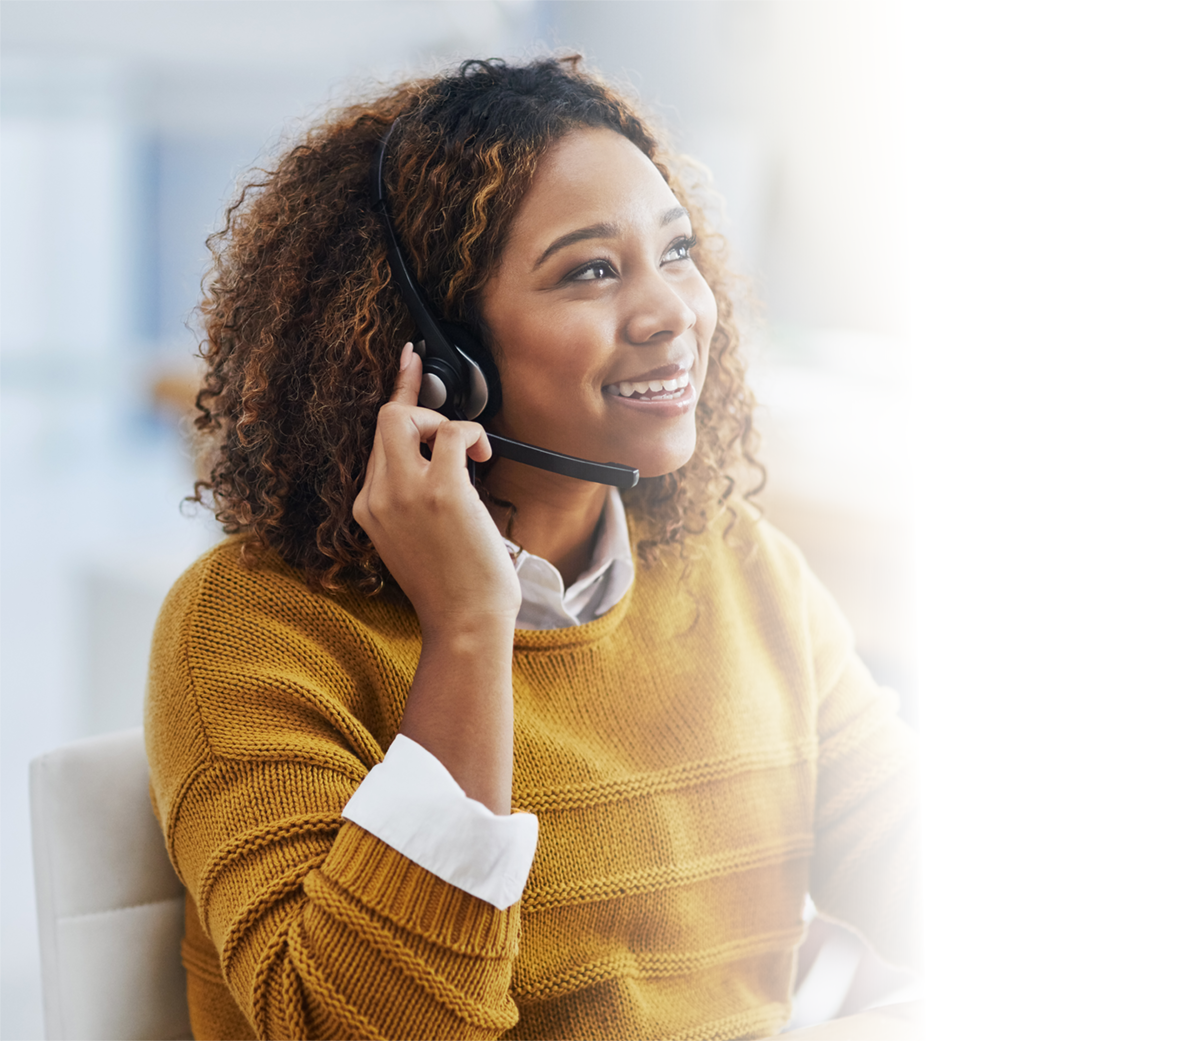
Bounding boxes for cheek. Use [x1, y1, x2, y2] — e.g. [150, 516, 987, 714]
[502, 308, 612, 391]
[692, 279, 719, 386]
[490, 315, 608, 427]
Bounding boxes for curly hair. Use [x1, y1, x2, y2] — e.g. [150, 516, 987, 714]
[192, 55, 762, 593]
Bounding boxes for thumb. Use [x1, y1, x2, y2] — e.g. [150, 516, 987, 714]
[388, 342, 421, 405]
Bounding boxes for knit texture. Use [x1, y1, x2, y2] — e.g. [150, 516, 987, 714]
[145, 512, 919, 1040]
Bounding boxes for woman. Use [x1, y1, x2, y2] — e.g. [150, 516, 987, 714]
[147, 56, 919, 1040]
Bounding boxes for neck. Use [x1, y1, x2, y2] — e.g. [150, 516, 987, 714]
[482, 460, 610, 586]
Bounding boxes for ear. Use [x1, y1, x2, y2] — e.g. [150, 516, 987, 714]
[444, 321, 503, 422]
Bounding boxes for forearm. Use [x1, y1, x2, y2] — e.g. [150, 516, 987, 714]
[171, 757, 523, 1039]
[400, 619, 516, 814]
[227, 821, 521, 1039]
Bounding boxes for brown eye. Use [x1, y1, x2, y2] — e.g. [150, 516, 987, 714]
[663, 235, 698, 264]
[569, 260, 618, 282]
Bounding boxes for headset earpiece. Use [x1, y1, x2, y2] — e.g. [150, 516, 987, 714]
[442, 322, 501, 422]
[412, 329, 496, 421]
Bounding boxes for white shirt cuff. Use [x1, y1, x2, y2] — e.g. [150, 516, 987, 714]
[342, 734, 537, 910]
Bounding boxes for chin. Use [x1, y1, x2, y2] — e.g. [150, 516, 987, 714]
[621, 432, 697, 480]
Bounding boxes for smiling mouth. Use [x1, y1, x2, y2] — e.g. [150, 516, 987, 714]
[603, 369, 691, 401]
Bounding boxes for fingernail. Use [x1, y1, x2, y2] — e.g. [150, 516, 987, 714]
[399, 341, 414, 371]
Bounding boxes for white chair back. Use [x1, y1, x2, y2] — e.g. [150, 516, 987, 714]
[30, 727, 192, 1041]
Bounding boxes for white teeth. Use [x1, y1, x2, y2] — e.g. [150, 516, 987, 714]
[611, 370, 691, 397]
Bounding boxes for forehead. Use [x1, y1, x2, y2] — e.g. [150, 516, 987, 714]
[505, 128, 682, 255]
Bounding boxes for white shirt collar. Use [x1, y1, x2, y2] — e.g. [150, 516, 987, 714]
[502, 487, 635, 631]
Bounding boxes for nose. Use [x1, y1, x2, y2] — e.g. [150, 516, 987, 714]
[623, 267, 697, 346]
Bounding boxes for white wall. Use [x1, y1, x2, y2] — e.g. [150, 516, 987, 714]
[908, 4, 1200, 1037]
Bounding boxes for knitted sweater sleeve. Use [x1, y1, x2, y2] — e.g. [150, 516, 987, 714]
[794, 548, 922, 972]
[145, 549, 522, 1040]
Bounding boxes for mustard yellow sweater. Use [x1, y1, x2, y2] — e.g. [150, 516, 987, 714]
[145, 512, 919, 1040]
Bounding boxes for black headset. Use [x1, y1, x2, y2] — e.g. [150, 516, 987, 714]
[370, 117, 639, 489]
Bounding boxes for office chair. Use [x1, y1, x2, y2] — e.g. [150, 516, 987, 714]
[30, 727, 192, 1040]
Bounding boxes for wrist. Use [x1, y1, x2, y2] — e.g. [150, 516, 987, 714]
[418, 613, 516, 656]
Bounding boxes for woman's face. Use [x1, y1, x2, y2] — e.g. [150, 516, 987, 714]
[479, 128, 717, 480]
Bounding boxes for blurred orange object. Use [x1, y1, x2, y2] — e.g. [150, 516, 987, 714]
[151, 369, 202, 420]
[150, 364, 207, 479]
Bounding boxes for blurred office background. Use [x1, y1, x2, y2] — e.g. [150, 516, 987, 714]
[2, 3, 912, 1035]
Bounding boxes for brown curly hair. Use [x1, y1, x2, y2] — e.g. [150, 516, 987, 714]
[192, 56, 761, 593]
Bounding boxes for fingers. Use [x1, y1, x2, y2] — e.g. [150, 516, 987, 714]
[468, 430, 494, 464]
[426, 422, 492, 482]
[374, 404, 491, 485]
[375, 341, 492, 477]
[388, 342, 420, 405]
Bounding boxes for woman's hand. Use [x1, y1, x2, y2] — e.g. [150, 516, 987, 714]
[353, 342, 520, 813]
[353, 342, 521, 633]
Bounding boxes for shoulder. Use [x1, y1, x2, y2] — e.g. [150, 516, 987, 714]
[152, 537, 421, 693]
[685, 500, 813, 589]
[624, 497, 814, 598]
[156, 537, 416, 653]
[681, 502, 856, 652]
[157, 536, 327, 628]
[146, 539, 419, 793]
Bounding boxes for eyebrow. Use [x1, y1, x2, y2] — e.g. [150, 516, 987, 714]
[535, 223, 617, 269]
[533, 206, 691, 269]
